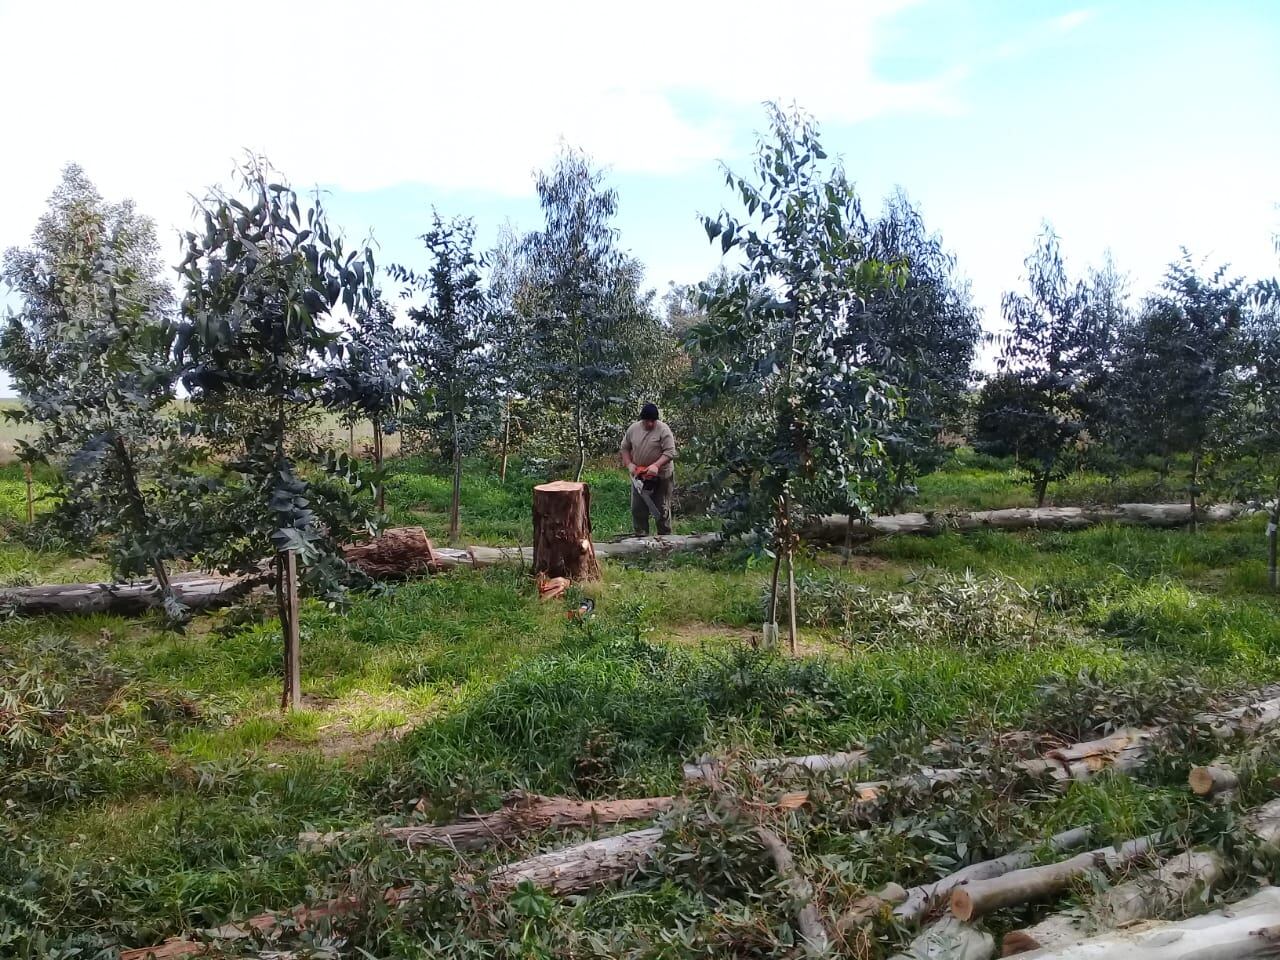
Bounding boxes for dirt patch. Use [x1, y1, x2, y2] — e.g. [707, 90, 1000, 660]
[317, 723, 414, 760]
[812, 552, 894, 572]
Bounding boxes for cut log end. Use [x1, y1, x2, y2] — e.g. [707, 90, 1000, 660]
[951, 888, 977, 923]
[1189, 764, 1239, 797]
[1001, 931, 1042, 956]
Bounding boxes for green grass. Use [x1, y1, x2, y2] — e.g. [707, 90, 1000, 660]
[4, 448, 1280, 955]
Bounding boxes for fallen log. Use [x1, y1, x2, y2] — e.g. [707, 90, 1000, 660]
[1001, 850, 1226, 955]
[6, 501, 1254, 619]
[1001, 885, 1280, 959]
[755, 826, 831, 956]
[1189, 763, 1240, 798]
[882, 827, 1096, 930]
[298, 791, 674, 851]
[683, 749, 868, 785]
[950, 836, 1156, 923]
[487, 826, 662, 895]
[806, 502, 1248, 544]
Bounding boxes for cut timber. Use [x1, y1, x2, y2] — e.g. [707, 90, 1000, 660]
[683, 749, 868, 785]
[1202, 693, 1280, 740]
[125, 826, 665, 959]
[298, 791, 673, 851]
[488, 826, 661, 895]
[1001, 850, 1226, 955]
[0, 570, 263, 617]
[877, 827, 1095, 930]
[1189, 763, 1240, 797]
[891, 917, 995, 960]
[1001, 886, 1280, 959]
[1017, 729, 1154, 783]
[341, 526, 438, 578]
[806, 502, 1248, 544]
[531, 481, 601, 581]
[950, 836, 1155, 922]
[755, 826, 831, 956]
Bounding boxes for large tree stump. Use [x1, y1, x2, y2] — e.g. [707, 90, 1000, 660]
[532, 481, 601, 581]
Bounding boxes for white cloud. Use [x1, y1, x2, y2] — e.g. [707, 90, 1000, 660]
[0, 0, 955, 252]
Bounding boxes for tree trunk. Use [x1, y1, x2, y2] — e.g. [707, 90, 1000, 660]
[299, 791, 674, 851]
[786, 542, 798, 656]
[532, 481, 600, 581]
[1188, 763, 1240, 798]
[277, 551, 302, 711]
[949, 836, 1155, 922]
[488, 826, 661, 895]
[1270, 501, 1278, 591]
[24, 461, 34, 524]
[348, 420, 356, 457]
[499, 396, 512, 484]
[1187, 449, 1201, 534]
[372, 417, 385, 515]
[765, 538, 783, 648]
[1002, 849, 1226, 955]
[841, 826, 1094, 933]
[998, 886, 1280, 959]
[683, 749, 868, 785]
[449, 422, 462, 544]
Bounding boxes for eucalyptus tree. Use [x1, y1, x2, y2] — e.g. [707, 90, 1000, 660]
[176, 160, 376, 709]
[325, 292, 409, 514]
[394, 213, 496, 542]
[1111, 254, 1247, 530]
[993, 227, 1095, 507]
[863, 191, 980, 511]
[688, 104, 899, 652]
[486, 222, 532, 483]
[521, 148, 644, 480]
[0, 165, 192, 614]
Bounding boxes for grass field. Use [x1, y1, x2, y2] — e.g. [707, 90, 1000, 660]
[1, 448, 1275, 956]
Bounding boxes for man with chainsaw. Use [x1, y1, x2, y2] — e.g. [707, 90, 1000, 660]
[620, 402, 677, 536]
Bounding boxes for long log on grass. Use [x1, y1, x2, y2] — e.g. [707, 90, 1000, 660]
[1001, 849, 1227, 955]
[0, 570, 264, 617]
[683, 749, 868, 785]
[487, 826, 663, 895]
[949, 836, 1156, 923]
[806, 503, 1248, 545]
[299, 791, 674, 851]
[1001, 885, 1280, 959]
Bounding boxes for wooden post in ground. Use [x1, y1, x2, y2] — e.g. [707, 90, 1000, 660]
[532, 481, 601, 581]
[278, 551, 302, 711]
[24, 462, 34, 524]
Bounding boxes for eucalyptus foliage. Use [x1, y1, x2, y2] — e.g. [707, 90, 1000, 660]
[688, 104, 900, 646]
[0, 165, 193, 614]
[521, 148, 657, 480]
[175, 160, 376, 705]
[1111, 254, 1247, 526]
[991, 226, 1097, 506]
[394, 213, 497, 541]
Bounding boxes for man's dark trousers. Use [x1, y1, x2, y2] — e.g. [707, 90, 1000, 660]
[632, 476, 673, 536]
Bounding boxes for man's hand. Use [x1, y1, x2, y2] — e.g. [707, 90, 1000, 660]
[629, 463, 644, 477]
[642, 464, 659, 479]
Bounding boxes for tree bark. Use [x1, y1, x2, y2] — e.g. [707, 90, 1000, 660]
[372, 417, 385, 515]
[277, 551, 301, 712]
[683, 749, 868, 786]
[449, 419, 462, 543]
[531, 481, 600, 581]
[1270, 500, 1279, 591]
[298, 792, 674, 851]
[1188, 449, 1201, 534]
[499, 395, 511, 485]
[1002, 849, 1226, 955]
[998, 886, 1280, 959]
[786, 541, 798, 656]
[949, 836, 1156, 922]
[24, 461, 34, 524]
[488, 826, 662, 895]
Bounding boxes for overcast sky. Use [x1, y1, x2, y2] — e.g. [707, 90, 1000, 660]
[1, 0, 1278, 395]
